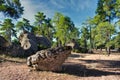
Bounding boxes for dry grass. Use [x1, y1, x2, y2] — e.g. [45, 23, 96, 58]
[0, 53, 120, 80]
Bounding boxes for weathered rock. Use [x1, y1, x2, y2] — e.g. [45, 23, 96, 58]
[19, 32, 38, 56]
[67, 39, 88, 53]
[36, 35, 51, 48]
[7, 44, 25, 57]
[0, 37, 24, 56]
[19, 31, 37, 44]
[19, 31, 51, 56]
[19, 31, 38, 52]
[0, 36, 10, 53]
[27, 46, 72, 71]
[0, 36, 9, 47]
[66, 39, 80, 50]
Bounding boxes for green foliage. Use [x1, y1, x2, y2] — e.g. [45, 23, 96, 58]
[114, 32, 120, 48]
[33, 12, 46, 35]
[52, 12, 79, 47]
[0, 0, 120, 54]
[33, 12, 53, 41]
[79, 26, 89, 48]
[0, 19, 15, 44]
[115, 20, 120, 29]
[16, 18, 33, 32]
[0, 0, 23, 19]
[95, 21, 115, 48]
[51, 42, 57, 48]
[0, 0, 23, 43]
[96, 0, 116, 21]
[89, 0, 119, 51]
[115, 0, 120, 18]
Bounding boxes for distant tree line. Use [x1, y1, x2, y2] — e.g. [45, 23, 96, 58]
[79, 0, 120, 54]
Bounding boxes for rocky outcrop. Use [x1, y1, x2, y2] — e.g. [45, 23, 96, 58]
[19, 31, 38, 52]
[19, 31, 51, 57]
[0, 36, 10, 53]
[66, 39, 80, 50]
[67, 39, 89, 53]
[0, 36, 9, 48]
[27, 46, 72, 71]
[7, 44, 25, 57]
[36, 35, 51, 48]
[0, 31, 51, 57]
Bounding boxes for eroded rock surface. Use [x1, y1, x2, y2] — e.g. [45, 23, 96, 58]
[0, 36, 10, 53]
[0, 36, 9, 48]
[19, 31, 51, 57]
[19, 31, 38, 53]
[27, 46, 72, 71]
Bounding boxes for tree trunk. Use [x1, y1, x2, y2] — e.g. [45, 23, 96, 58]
[107, 47, 111, 56]
[100, 48, 102, 51]
[89, 26, 93, 50]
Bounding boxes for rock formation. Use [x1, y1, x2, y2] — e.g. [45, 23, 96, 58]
[19, 31, 38, 53]
[0, 31, 51, 57]
[19, 31, 51, 57]
[7, 44, 25, 57]
[66, 39, 80, 50]
[36, 35, 51, 48]
[27, 46, 72, 71]
[0, 36, 9, 48]
[0, 36, 10, 53]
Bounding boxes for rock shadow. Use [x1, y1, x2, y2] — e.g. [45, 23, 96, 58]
[59, 62, 120, 77]
[79, 59, 120, 68]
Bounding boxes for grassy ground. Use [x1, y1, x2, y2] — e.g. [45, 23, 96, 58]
[0, 52, 120, 80]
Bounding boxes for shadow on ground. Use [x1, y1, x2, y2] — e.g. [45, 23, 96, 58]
[79, 59, 120, 68]
[60, 61, 120, 77]
[0, 54, 120, 77]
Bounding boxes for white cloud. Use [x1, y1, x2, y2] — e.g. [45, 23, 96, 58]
[21, 0, 54, 24]
[34, 2, 55, 18]
[51, 0, 93, 12]
[20, 0, 96, 25]
[21, 0, 36, 23]
[50, 0, 65, 9]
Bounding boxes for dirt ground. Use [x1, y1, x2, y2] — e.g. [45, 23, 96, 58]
[0, 53, 120, 80]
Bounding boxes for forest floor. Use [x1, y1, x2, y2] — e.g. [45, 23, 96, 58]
[0, 52, 120, 80]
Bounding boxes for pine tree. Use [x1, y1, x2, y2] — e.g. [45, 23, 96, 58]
[0, 19, 15, 44]
[0, 0, 23, 19]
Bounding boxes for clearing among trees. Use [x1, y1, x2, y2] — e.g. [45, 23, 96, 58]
[0, 52, 120, 80]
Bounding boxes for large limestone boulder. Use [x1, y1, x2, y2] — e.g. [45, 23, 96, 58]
[19, 32, 38, 56]
[27, 46, 72, 71]
[19, 31, 51, 56]
[19, 31, 37, 49]
[36, 35, 51, 48]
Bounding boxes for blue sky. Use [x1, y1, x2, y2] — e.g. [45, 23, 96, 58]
[21, 0, 98, 27]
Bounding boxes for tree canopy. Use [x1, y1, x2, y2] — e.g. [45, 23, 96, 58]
[0, 0, 24, 19]
[0, 0, 120, 53]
